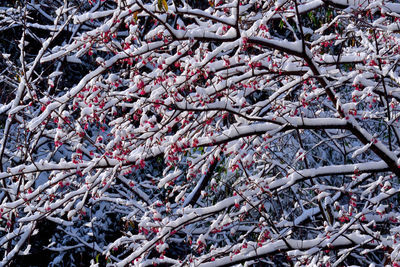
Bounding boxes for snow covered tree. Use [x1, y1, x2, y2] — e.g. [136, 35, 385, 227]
[1, 0, 400, 266]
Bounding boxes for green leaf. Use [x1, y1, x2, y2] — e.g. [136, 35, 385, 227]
[327, 9, 332, 20]
[308, 12, 317, 26]
[157, 0, 168, 12]
[162, 0, 168, 12]
[279, 19, 284, 29]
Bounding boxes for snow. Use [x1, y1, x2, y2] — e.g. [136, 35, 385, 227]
[2, 1, 400, 266]
[73, 10, 115, 24]
[271, 161, 388, 191]
[352, 143, 372, 158]
[250, 37, 303, 54]
[199, 233, 376, 266]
